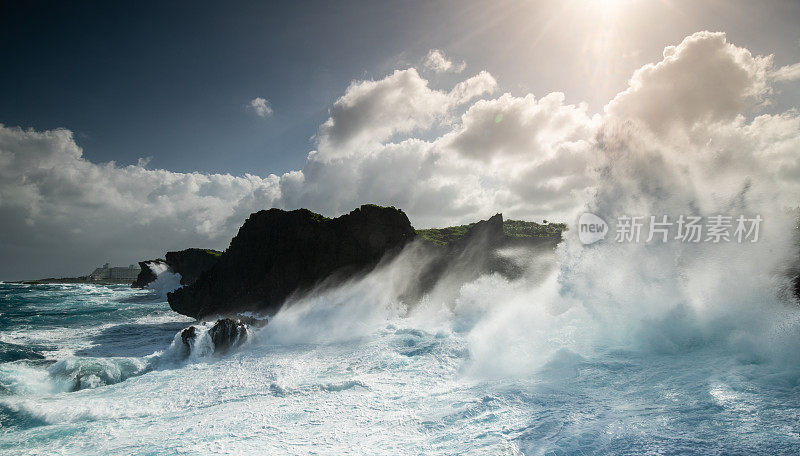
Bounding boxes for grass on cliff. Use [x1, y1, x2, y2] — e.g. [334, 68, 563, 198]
[504, 219, 567, 237]
[416, 219, 566, 246]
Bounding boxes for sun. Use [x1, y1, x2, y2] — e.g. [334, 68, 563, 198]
[589, 0, 634, 11]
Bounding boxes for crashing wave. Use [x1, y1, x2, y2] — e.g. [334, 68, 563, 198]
[144, 262, 183, 298]
[161, 318, 252, 361]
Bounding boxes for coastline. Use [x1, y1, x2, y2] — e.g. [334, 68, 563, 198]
[7, 277, 135, 286]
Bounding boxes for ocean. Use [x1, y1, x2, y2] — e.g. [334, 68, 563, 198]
[2, 243, 800, 455]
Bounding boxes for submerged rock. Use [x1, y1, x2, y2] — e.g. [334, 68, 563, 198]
[180, 325, 196, 346]
[168, 205, 416, 319]
[180, 318, 248, 355]
[209, 319, 249, 353]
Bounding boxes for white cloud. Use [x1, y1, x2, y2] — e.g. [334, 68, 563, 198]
[443, 92, 597, 162]
[423, 49, 466, 74]
[282, 74, 598, 227]
[771, 62, 800, 82]
[2, 31, 800, 279]
[449, 71, 498, 104]
[248, 97, 273, 117]
[0, 125, 282, 278]
[314, 68, 496, 161]
[606, 31, 772, 135]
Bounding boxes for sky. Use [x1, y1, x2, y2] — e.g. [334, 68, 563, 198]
[1, 0, 800, 280]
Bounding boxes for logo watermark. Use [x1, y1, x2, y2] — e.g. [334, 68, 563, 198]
[577, 213, 762, 245]
[578, 212, 609, 245]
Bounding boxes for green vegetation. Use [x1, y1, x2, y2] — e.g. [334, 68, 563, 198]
[415, 219, 566, 246]
[203, 249, 223, 257]
[297, 208, 330, 223]
[415, 224, 474, 246]
[503, 219, 567, 237]
[361, 203, 397, 210]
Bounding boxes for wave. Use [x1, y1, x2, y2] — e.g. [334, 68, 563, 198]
[0, 342, 45, 363]
[144, 262, 183, 298]
[0, 356, 150, 396]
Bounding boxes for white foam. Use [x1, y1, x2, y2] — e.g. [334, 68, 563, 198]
[145, 262, 183, 298]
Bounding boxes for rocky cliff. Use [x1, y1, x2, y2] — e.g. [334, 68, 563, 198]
[131, 261, 159, 288]
[166, 249, 222, 286]
[405, 213, 563, 302]
[131, 248, 222, 288]
[167, 205, 416, 319]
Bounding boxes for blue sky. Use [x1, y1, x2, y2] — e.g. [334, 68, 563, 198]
[3, 0, 798, 176]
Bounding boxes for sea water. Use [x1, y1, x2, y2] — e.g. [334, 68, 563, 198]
[1, 264, 799, 455]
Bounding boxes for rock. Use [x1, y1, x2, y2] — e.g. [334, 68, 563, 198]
[179, 319, 248, 355]
[460, 213, 505, 245]
[180, 325, 196, 346]
[165, 249, 222, 286]
[131, 260, 164, 288]
[209, 319, 248, 353]
[168, 205, 416, 319]
[131, 249, 222, 288]
[401, 213, 565, 302]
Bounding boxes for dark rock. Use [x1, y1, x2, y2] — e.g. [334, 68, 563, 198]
[131, 260, 164, 288]
[165, 249, 222, 286]
[132, 249, 221, 289]
[209, 318, 248, 353]
[178, 319, 248, 355]
[180, 325, 196, 347]
[236, 314, 270, 328]
[168, 205, 416, 319]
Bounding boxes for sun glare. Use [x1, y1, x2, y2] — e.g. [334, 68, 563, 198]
[589, 0, 634, 13]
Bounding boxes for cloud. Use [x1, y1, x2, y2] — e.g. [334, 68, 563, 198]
[423, 49, 466, 74]
[606, 31, 772, 135]
[248, 97, 273, 117]
[771, 62, 800, 82]
[282, 77, 598, 227]
[2, 31, 800, 279]
[314, 68, 496, 161]
[0, 125, 282, 279]
[443, 92, 597, 162]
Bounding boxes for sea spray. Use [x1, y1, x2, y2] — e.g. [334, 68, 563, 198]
[145, 262, 183, 298]
[2, 249, 800, 453]
[46, 356, 151, 392]
[457, 119, 800, 378]
[245, 117, 800, 385]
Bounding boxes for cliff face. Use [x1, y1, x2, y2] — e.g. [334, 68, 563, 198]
[165, 249, 222, 286]
[167, 205, 416, 319]
[131, 249, 221, 288]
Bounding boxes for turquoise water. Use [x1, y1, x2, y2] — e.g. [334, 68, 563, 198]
[1, 276, 800, 455]
[0, 283, 191, 398]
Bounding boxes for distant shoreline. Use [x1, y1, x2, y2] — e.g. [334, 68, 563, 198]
[6, 277, 134, 285]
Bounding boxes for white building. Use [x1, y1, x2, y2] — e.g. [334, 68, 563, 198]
[88, 263, 141, 281]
